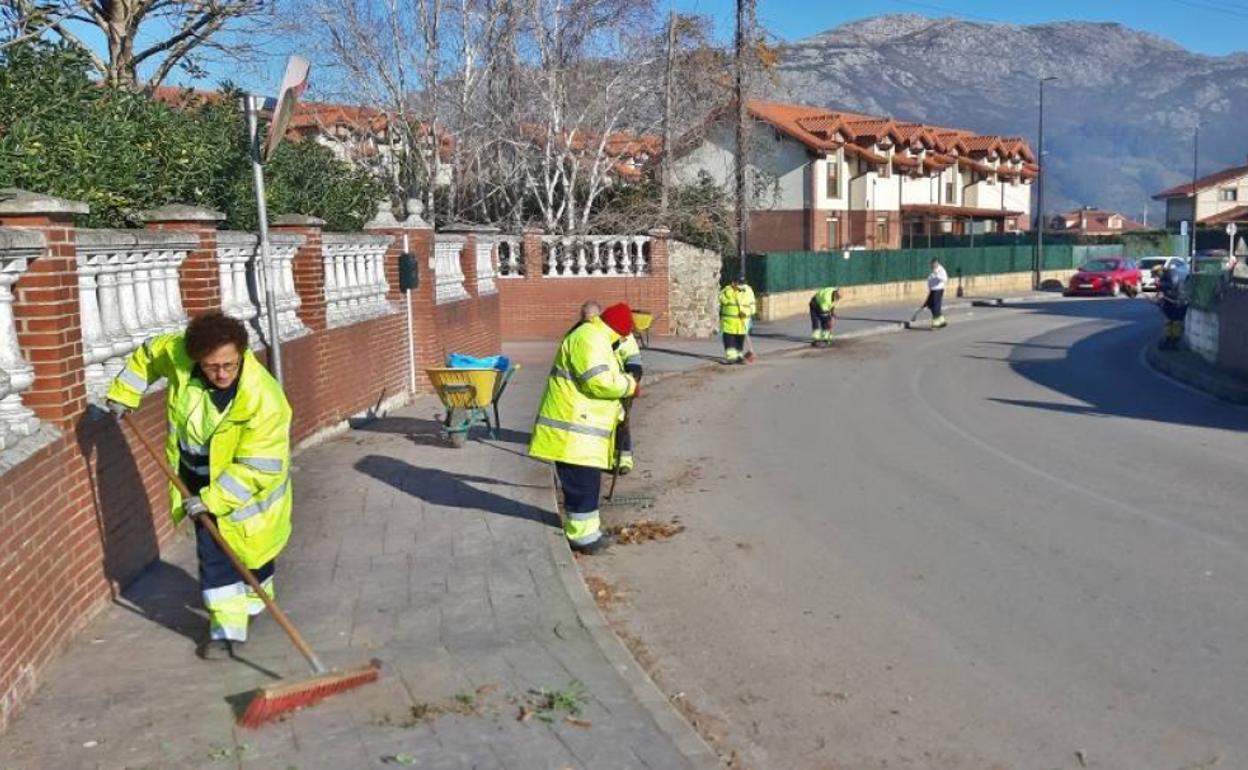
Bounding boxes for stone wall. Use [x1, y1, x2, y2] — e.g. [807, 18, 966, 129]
[667, 240, 722, 338]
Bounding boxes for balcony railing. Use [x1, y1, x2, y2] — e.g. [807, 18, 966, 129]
[541, 235, 650, 277]
[0, 229, 42, 453]
[321, 233, 395, 327]
[432, 235, 469, 304]
[216, 231, 308, 345]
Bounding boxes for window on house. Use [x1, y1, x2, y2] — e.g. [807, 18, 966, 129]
[1220, 188, 1238, 202]
[945, 181, 956, 204]
[878, 162, 891, 179]
[826, 159, 841, 199]
[876, 217, 889, 246]
[826, 218, 840, 249]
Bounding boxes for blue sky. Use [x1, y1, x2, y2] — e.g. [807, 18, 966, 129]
[675, 0, 1248, 56]
[171, 0, 1246, 93]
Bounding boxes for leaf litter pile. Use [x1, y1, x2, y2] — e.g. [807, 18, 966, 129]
[606, 517, 686, 544]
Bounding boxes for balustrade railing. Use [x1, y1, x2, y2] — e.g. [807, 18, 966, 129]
[75, 229, 193, 396]
[216, 232, 308, 345]
[541, 235, 650, 277]
[496, 238, 524, 278]
[321, 233, 395, 327]
[0, 229, 43, 452]
[432, 236, 469, 304]
[476, 238, 498, 295]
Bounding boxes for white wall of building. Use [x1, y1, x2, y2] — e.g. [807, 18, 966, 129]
[672, 120, 810, 210]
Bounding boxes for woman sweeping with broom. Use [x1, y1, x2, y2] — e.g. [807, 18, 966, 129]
[105, 311, 292, 661]
[103, 312, 378, 727]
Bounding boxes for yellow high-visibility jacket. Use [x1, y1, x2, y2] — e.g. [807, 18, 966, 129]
[719, 284, 757, 335]
[615, 333, 642, 375]
[530, 317, 636, 470]
[107, 333, 293, 568]
[812, 286, 839, 313]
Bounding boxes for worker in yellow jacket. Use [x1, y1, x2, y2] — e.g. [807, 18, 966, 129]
[809, 286, 841, 346]
[612, 331, 643, 474]
[105, 312, 292, 660]
[718, 276, 757, 364]
[530, 303, 638, 554]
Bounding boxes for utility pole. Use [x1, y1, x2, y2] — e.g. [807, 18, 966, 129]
[1191, 122, 1202, 264]
[1035, 76, 1057, 288]
[734, 0, 750, 280]
[660, 10, 677, 221]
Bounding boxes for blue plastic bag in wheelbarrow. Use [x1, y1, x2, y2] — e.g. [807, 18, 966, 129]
[446, 353, 511, 371]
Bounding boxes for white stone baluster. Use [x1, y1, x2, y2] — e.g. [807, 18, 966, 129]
[321, 233, 395, 327]
[132, 249, 158, 339]
[476, 240, 497, 295]
[433, 237, 469, 303]
[75, 251, 112, 393]
[163, 248, 189, 331]
[0, 233, 41, 449]
[147, 250, 172, 332]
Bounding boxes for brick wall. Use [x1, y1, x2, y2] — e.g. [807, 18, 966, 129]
[0, 193, 499, 731]
[497, 230, 671, 340]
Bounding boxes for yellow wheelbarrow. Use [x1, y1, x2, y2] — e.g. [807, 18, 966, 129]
[631, 308, 660, 348]
[424, 364, 520, 448]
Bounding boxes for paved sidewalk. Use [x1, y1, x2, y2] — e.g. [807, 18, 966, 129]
[0, 357, 700, 770]
[1146, 344, 1248, 404]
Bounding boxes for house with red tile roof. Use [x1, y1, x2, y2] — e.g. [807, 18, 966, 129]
[1050, 207, 1146, 235]
[1153, 162, 1248, 229]
[672, 98, 1036, 251]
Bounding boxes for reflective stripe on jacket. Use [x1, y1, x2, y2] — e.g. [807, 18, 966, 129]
[529, 317, 636, 470]
[812, 286, 838, 313]
[719, 284, 757, 335]
[106, 333, 293, 569]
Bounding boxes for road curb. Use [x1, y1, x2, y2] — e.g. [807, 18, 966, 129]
[1145, 345, 1248, 405]
[540, 472, 724, 770]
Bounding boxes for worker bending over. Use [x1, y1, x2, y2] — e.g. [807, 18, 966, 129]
[530, 303, 638, 555]
[613, 329, 643, 474]
[810, 286, 841, 346]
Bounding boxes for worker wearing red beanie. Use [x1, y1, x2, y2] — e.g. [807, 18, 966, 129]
[530, 302, 638, 555]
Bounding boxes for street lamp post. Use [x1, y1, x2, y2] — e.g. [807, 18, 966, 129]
[1190, 122, 1201, 264]
[1034, 76, 1058, 289]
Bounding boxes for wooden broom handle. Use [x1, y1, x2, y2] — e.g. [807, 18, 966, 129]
[121, 415, 327, 674]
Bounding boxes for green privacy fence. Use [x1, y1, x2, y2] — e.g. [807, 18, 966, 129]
[1187, 273, 1226, 311]
[907, 231, 1187, 257]
[724, 244, 1124, 295]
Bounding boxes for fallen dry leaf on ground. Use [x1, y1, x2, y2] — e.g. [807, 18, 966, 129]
[606, 518, 686, 544]
[564, 716, 593, 728]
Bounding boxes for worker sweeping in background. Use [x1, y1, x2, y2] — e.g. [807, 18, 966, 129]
[1156, 264, 1188, 350]
[530, 302, 638, 555]
[719, 276, 757, 364]
[105, 312, 292, 660]
[912, 258, 949, 329]
[613, 329, 643, 474]
[809, 286, 841, 347]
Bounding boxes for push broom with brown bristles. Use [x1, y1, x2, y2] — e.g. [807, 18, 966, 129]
[121, 415, 380, 727]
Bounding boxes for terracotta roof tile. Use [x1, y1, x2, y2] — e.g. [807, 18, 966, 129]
[1153, 163, 1248, 199]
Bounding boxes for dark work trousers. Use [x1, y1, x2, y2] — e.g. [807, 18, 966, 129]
[809, 301, 833, 333]
[722, 332, 745, 357]
[194, 518, 275, 592]
[925, 288, 945, 318]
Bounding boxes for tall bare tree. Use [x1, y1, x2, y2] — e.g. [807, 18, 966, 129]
[3, 0, 274, 88]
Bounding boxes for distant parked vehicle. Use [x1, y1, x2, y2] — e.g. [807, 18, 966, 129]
[1064, 257, 1141, 297]
[1138, 256, 1185, 291]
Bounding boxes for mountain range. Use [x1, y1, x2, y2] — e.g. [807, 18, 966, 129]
[774, 14, 1248, 224]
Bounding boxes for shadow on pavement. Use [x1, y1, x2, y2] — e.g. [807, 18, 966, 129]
[975, 305, 1248, 432]
[351, 414, 532, 448]
[111, 559, 204, 644]
[643, 345, 724, 363]
[354, 454, 556, 525]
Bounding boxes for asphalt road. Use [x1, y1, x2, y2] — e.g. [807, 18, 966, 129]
[587, 297, 1248, 770]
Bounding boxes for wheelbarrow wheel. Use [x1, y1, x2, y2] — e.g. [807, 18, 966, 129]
[448, 429, 467, 448]
[444, 407, 469, 448]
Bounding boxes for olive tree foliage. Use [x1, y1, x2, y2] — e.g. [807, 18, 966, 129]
[0, 0, 275, 88]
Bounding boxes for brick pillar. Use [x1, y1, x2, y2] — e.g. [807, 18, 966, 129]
[136, 204, 225, 316]
[273, 214, 327, 332]
[522, 226, 544, 279]
[648, 228, 673, 336]
[0, 188, 90, 428]
[367, 203, 436, 389]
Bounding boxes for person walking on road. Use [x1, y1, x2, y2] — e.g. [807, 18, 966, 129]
[915, 258, 949, 329]
[1156, 264, 1188, 350]
[719, 276, 757, 364]
[530, 303, 639, 555]
[105, 312, 293, 660]
[612, 330, 643, 474]
[809, 286, 841, 346]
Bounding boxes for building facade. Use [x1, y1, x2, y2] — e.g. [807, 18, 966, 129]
[1050, 207, 1146, 235]
[673, 99, 1037, 252]
[1154, 163, 1248, 228]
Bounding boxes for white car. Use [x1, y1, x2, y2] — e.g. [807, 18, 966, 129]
[1137, 256, 1184, 291]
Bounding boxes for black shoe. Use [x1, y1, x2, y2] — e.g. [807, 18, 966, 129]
[198, 639, 243, 660]
[571, 534, 614, 555]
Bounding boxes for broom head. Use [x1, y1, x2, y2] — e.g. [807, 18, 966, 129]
[238, 659, 381, 728]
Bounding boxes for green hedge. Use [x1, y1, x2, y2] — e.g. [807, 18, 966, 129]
[723, 244, 1124, 294]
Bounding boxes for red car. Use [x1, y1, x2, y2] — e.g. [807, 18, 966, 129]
[1064, 257, 1140, 297]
